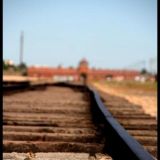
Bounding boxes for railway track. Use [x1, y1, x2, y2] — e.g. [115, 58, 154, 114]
[3, 82, 156, 160]
[93, 88, 157, 159]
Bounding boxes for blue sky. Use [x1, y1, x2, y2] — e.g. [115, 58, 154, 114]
[3, 0, 157, 69]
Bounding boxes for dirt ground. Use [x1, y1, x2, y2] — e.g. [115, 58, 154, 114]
[3, 75, 38, 81]
[3, 75, 54, 84]
[93, 82, 157, 118]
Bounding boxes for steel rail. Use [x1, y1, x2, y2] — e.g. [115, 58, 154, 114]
[88, 86, 155, 160]
[3, 82, 155, 160]
[53, 82, 155, 160]
[48, 82, 155, 160]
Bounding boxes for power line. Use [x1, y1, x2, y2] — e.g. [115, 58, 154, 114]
[124, 57, 157, 74]
[124, 60, 146, 71]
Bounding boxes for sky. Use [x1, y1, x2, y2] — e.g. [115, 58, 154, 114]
[3, 0, 157, 70]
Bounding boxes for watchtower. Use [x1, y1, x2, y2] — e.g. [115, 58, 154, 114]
[78, 58, 89, 85]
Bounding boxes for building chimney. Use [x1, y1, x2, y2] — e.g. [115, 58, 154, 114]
[20, 31, 24, 65]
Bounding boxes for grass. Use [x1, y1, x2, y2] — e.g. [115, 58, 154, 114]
[103, 80, 157, 92]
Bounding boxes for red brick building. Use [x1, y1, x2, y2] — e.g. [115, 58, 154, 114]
[27, 59, 140, 82]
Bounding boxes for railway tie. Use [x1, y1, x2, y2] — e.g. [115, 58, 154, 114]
[95, 89, 157, 159]
[3, 82, 156, 160]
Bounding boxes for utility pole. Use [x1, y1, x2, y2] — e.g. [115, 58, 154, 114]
[20, 31, 24, 65]
[149, 58, 156, 74]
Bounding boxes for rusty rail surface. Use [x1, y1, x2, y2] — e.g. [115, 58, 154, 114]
[3, 82, 156, 160]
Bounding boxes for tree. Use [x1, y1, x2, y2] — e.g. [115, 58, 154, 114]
[140, 68, 147, 75]
[3, 60, 8, 70]
[18, 62, 28, 76]
[18, 62, 27, 69]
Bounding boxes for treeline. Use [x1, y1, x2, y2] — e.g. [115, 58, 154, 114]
[3, 60, 28, 76]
